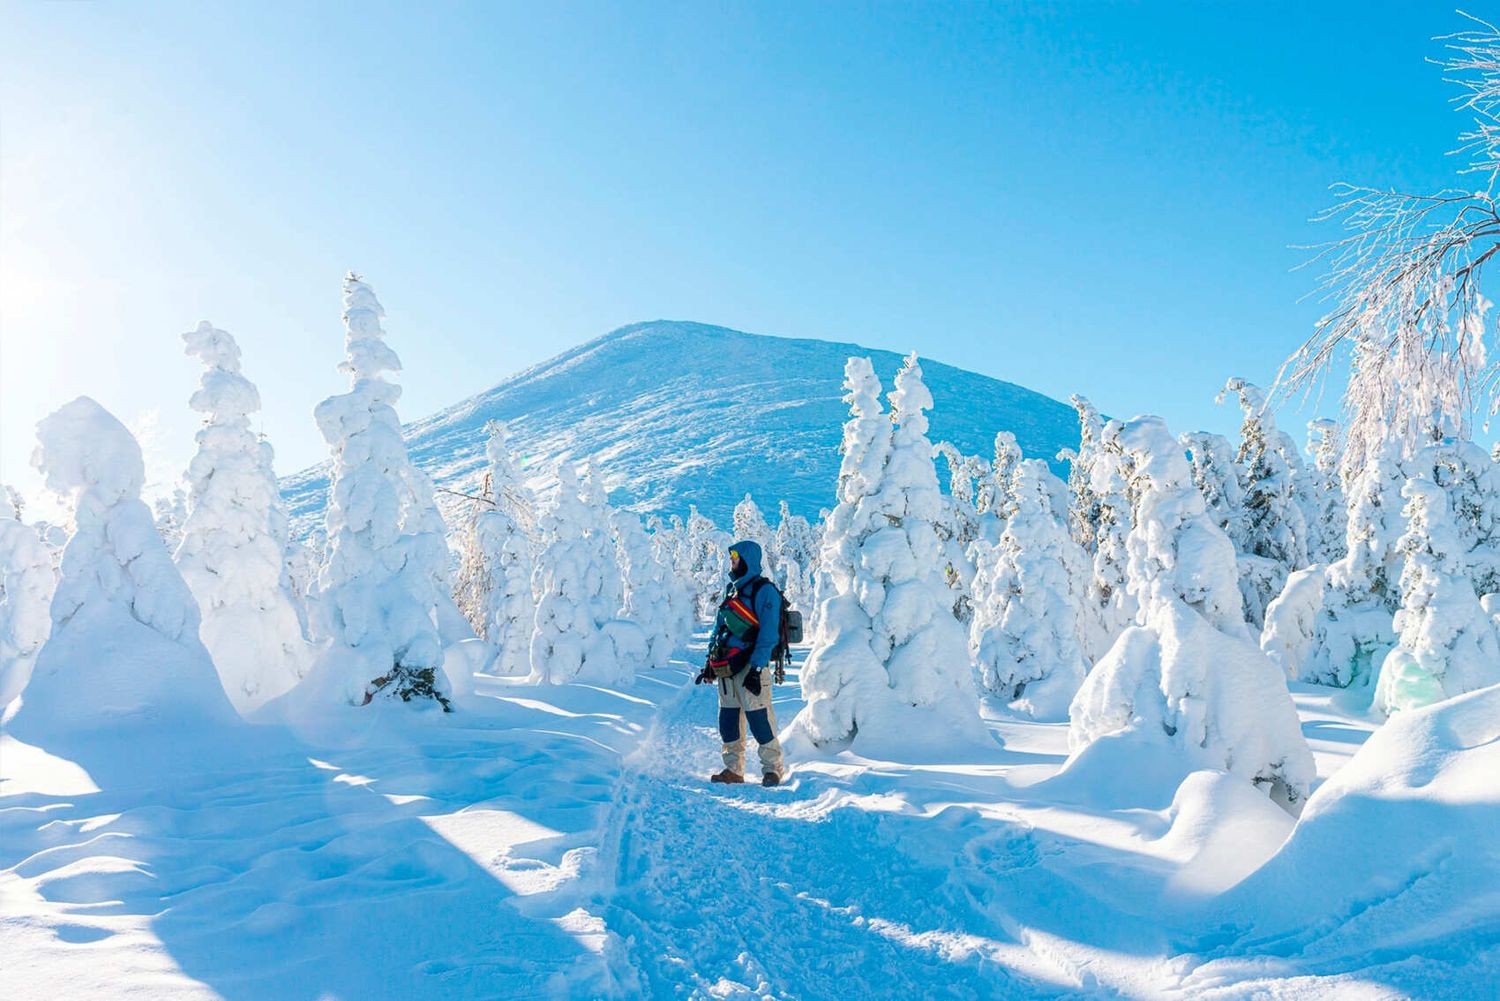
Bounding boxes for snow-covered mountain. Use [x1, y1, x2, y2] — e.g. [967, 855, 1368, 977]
[281, 320, 1081, 536]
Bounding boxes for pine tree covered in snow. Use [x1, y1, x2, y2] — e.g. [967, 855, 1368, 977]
[1304, 418, 1348, 565]
[1272, 439, 1408, 687]
[153, 487, 188, 552]
[1181, 430, 1246, 546]
[1068, 416, 1315, 814]
[14, 398, 237, 732]
[1085, 420, 1139, 648]
[647, 515, 696, 646]
[969, 459, 1089, 719]
[1220, 378, 1309, 629]
[731, 493, 775, 577]
[1374, 477, 1500, 714]
[529, 464, 645, 685]
[771, 500, 819, 613]
[986, 431, 1023, 521]
[797, 355, 986, 753]
[1063, 395, 1105, 553]
[0, 490, 56, 706]
[453, 422, 535, 675]
[308, 275, 454, 711]
[174, 322, 311, 714]
[614, 510, 678, 670]
[684, 506, 731, 620]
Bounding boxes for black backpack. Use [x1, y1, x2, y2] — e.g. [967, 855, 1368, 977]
[740, 576, 803, 684]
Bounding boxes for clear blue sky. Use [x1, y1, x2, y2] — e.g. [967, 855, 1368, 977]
[0, 1, 1474, 510]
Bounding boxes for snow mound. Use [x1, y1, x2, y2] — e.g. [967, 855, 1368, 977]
[1214, 682, 1500, 976]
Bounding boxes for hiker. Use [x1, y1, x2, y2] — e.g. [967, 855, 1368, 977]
[695, 539, 785, 787]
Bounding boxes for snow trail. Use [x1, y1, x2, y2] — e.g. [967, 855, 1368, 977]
[596, 657, 1080, 999]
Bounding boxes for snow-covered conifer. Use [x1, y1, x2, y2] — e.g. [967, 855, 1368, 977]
[153, 487, 188, 552]
[454, 421, 535, 675]
[970, 459, 1089, 718]
[731, 493, 775, 576]
[647, 514, 696, 649]
[1064, 395, 1105, 552]
[1181, 431, 1246, 545]
[771, 500, 818, 613]
[1282, 440, 1408, 687]
[986, 431, 1023, 521]
[1068, 416, 1315, 814]
[174, 322, 311, 714]
[614, 511, 677, 670]
[0, 490, 56, 706]
[1374, 477, 1500, 714]
[15, 398, 236, 731]
[1304, 418, 1348, 565]
[1086, 421, 1138, 646]
[308, 275, 455, 711]
[798, 355, 986, 753]
[684, 506, 731, 619]
[1220, 378, 1309, 628]
[529, 464, 644, 685]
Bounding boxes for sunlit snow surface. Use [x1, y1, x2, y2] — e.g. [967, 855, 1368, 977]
[5, 634, 1495, 999]
[280, 321, 1082, 536]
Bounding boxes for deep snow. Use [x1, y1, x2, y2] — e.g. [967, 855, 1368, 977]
[4, 635, 1491, 999]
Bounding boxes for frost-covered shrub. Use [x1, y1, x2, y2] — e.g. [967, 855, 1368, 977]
[0, 493, 56, 706]
[306, 275, 455, 711]
[174, 322, 311, 714]
[798, 355, 987, 753]
[15, 398, 236, 731]
[970, 459, 1089, 719]
[1374, 477, 1500, 714]
[529, 464, 644, 685]
[1067, 415, 1315, 814]
[454, 421, 535, 676]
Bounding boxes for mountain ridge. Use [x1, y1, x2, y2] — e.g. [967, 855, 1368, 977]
[281, 320, 1081, 537]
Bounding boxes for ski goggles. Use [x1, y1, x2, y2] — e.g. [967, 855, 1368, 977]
[728, 548, 740, 562]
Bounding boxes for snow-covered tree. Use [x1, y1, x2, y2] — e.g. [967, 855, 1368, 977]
[153, 486, 188, 552]
[731, 493, 775, 573]
[1410, 437, 1500, 594]
[1068, 416, 1315, 814]
[969, 459, 1089, 719]
[1374, 477, 1500, 714]
[1085, 420, 1138, 648]
[933, 442, 987, 624]
[1304, 418, 1348, 565]
[1220, 378, 1309, 629]
[529, 464, 645, 685]
[771, 500, 818, 613]
[614, 511, 677, 670]
[1064, 395, 1105, 552]
[985, 431, 1023, 521]
[684, 506, 731, 619]
[14, 398, 237, 733]
[308, 275, 455, 711]
[647, 514, 696, 650]
[1275, 439, 1408, 687]
[174, 322, 311, 714]
[453, 421, 535, 676]
[1181, 431, 1246, 545]
[0, 489, 56, 706]
[798, 355, 987, 754]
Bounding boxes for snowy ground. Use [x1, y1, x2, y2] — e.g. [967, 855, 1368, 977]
[5, 637, 1487, 1000]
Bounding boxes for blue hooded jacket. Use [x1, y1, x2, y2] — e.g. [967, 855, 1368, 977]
[724, 540, 781, 670]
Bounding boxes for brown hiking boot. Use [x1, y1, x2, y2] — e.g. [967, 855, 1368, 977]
[710, 769, 745, 784]
[761, 771, 781, 787]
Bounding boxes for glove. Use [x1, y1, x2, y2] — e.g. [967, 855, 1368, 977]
[743, 669, 763, 696]
[695, 666, 714, 686]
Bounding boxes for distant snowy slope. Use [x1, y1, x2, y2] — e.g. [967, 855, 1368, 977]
[281, 321, 1080, 536]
